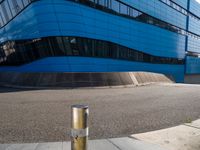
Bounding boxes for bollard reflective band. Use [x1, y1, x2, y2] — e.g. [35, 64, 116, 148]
[71, 127, 89, 138]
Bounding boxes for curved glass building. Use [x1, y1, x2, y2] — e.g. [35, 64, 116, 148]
[0, 0, 200, 83]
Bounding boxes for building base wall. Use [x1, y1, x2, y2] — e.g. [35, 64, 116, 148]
[0, 57, 185, 83]
[184, 74, 200, 84]
[0, 72, 173, 88]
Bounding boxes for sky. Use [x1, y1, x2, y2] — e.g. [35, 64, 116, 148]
[196, 0, 200, 4]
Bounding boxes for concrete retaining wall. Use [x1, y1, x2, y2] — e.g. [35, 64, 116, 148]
[0, 72, 174, 88]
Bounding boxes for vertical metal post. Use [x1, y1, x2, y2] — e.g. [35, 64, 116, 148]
[71, 105, 89, 150]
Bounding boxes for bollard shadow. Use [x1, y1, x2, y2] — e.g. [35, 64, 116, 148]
[0, 86, 40, 93]
[0, 85, 87, 93]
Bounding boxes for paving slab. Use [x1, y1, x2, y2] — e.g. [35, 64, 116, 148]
[132, 120, 200, 150]
[1, 143, 38, 150]
[88, 139, 119, 150]
[185, 119, 200, 129]
[0, 138, 166, 150]
[34, 142, 63, 150]
[0, 145, 10, 150]
[109, 137, 166, 150]
[0, 140, 121, 150]
[57, 139, 122, 150]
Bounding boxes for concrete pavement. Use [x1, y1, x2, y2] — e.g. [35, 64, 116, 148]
[132, 119, 200, 150]
[1, 119, 200, 150]
[0, 137, 166, 150]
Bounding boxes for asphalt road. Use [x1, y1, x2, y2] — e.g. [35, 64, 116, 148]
[0, 83, 200, 144]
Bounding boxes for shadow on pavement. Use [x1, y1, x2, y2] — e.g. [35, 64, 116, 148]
[0, 86, 38, 93]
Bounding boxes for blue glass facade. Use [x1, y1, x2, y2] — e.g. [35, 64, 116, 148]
[0, 0, 200, 82]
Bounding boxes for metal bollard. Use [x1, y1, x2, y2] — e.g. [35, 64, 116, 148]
[71, 105, 89, 150]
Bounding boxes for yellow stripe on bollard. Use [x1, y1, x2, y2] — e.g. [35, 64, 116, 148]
[71, 105, 89, 150]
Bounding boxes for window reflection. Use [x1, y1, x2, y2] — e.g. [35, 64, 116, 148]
[0, 0, 31, 28]
[0, 36, 184, 66]
[74, 0, 200, 40]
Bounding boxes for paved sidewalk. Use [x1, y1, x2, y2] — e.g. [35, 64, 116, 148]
[0, 137, 165, 150]
[1, 120, 200, 150]
[132, 119, 200, 150]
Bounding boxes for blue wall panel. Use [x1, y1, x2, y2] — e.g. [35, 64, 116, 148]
[122, 0, 187, 29]
[0, 4, 40, 43]
[0, 0, 186, 59]
[188, 37, 200, 53]
[0, 57, 185, 82]
[0, 0, 191, 82]
[190, 0, 200, 18]
[186, 56, 200, 74]
[172, 0, 188, 9]
[188, 16, 200, 36]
